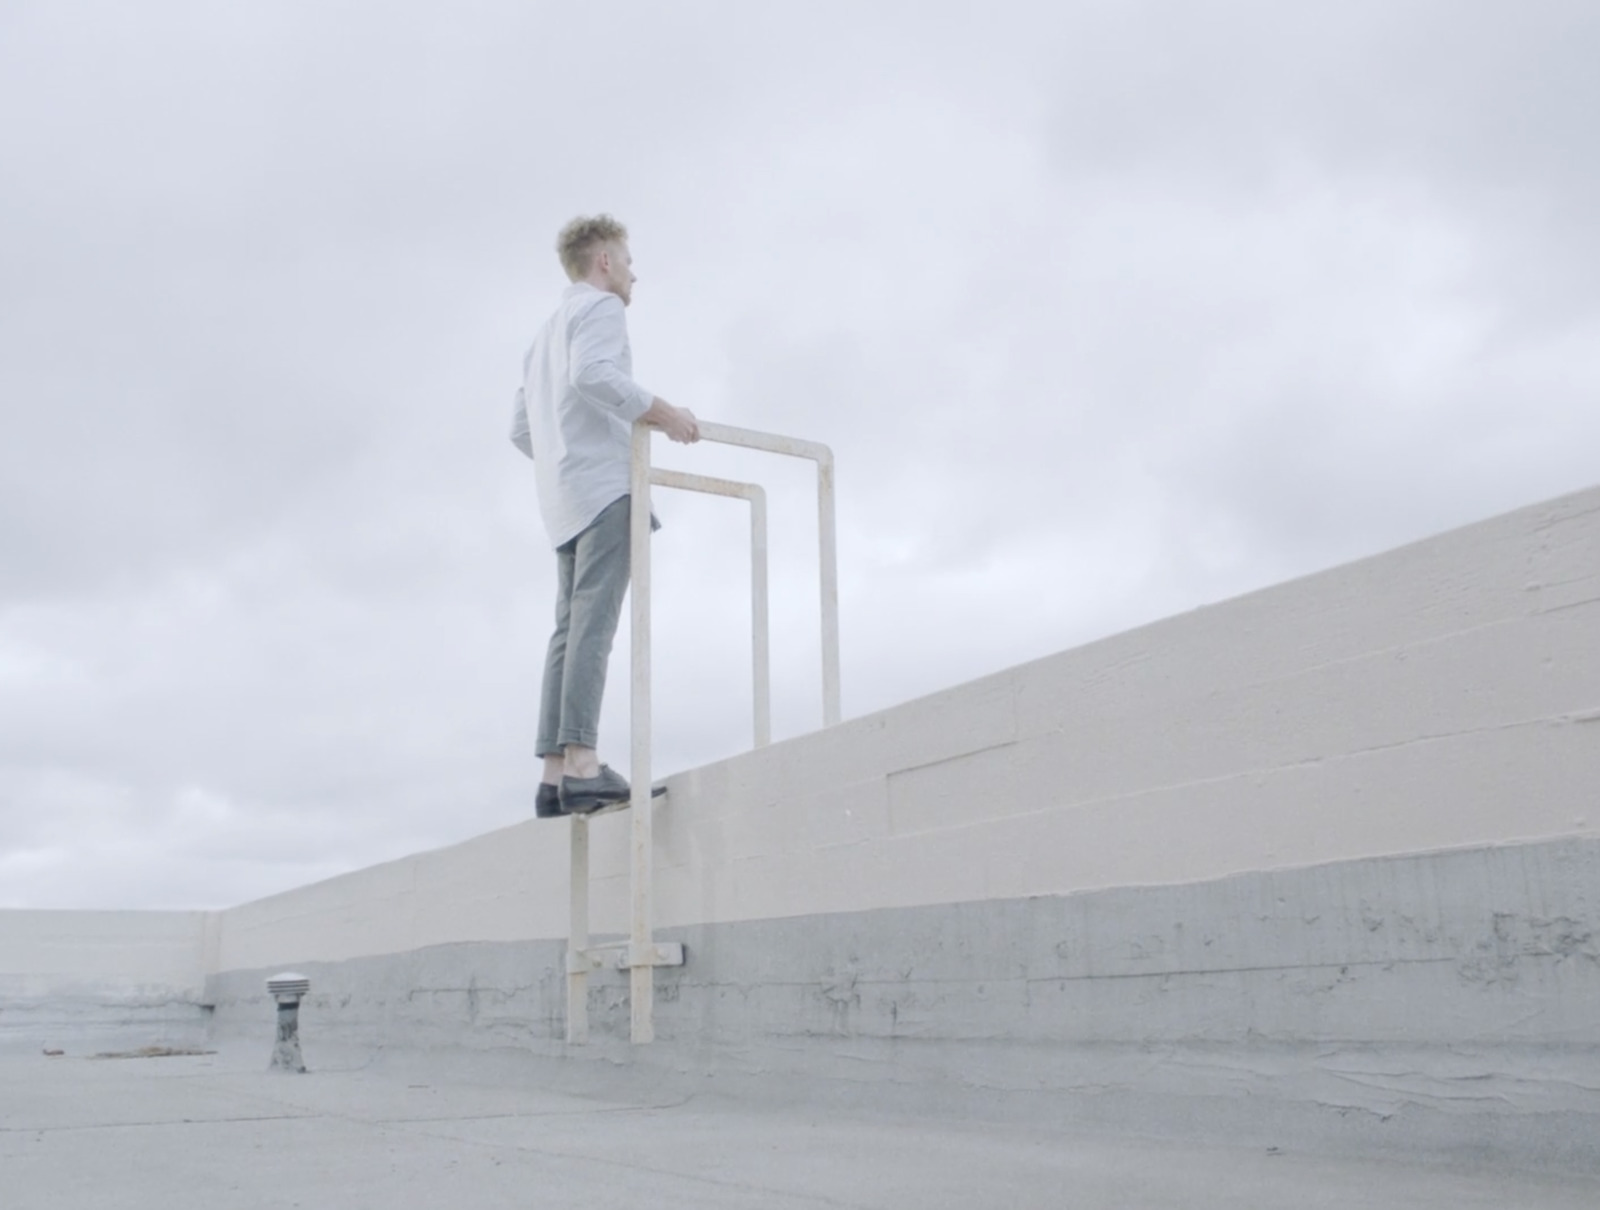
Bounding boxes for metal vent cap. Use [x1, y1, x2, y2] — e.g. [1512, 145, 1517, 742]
[266, 972, 310, 998]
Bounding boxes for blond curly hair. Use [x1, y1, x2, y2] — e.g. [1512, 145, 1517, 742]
[556, 214, 629, 281]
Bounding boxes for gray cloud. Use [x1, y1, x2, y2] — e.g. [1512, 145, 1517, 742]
[2, 1, 1596, 908]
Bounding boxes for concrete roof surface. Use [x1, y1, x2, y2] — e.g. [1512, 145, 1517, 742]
[3, 1049, 1597, 1210]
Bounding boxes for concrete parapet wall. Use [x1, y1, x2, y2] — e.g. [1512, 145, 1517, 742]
[197, 484, 1600, 1162]
[206, 837, 1600, 1166]
[215, 485, 1600, 971]
[0, 910, 214, 1052]
[210, 839, 1600, 1051]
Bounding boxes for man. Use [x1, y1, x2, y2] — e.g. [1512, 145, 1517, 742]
[510, 214, 699, 817]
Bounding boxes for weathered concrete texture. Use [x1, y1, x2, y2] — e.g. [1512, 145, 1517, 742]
[7, 1051, 1598, 1210]
[0, 997, 212, 1057]
[204, 838, 1600, 1170]
[0, 910, 216, 1055]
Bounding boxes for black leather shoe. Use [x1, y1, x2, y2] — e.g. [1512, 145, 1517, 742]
[535, 783, 568, 819]
[560, 765, 672, 813]
[560, 765, 633, 814]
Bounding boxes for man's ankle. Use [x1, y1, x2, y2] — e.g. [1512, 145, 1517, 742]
[564, 746, 601, 780]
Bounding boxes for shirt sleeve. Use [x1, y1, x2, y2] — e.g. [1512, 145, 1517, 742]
[568, 295, 654, 423]
[509, 386, 533, 459]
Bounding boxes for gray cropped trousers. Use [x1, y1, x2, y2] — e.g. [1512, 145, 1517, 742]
[535, 494, 633, 757]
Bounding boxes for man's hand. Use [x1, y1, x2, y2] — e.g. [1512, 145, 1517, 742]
[641, 398, 701, 444]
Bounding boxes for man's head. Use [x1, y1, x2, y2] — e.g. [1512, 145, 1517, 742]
[556, 214, 637, 305]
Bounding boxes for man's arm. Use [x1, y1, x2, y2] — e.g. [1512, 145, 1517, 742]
[509, 386, 534, 459]
[569, 295, 654, 422]
[570, 296, 700, 443]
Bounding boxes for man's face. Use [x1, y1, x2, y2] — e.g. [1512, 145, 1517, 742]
[600, 240, 637, 306]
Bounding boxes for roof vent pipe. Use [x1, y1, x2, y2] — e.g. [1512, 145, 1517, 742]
[266, 972, 310, 1073]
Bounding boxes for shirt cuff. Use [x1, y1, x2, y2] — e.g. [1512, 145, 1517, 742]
[620, 384, 654, 424]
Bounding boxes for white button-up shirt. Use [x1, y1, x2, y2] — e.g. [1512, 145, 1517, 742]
[510, 282, 655, 549]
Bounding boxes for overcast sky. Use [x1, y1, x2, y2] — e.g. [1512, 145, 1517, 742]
[2, 1, 1597, 911]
